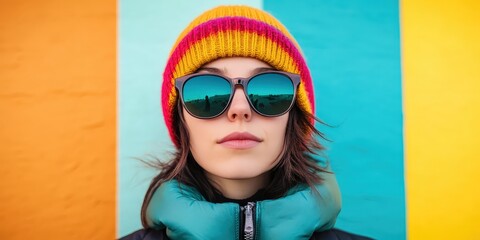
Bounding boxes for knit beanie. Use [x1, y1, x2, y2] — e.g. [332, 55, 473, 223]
[162, 5, 315, 146]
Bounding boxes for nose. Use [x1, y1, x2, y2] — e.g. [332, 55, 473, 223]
[227, 86, 252, 121]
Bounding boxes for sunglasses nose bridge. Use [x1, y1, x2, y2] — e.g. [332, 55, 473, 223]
[230, 78, 249, 99]
[231, 77, 246, 86]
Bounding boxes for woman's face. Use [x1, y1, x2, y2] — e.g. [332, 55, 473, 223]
[183, 57, 289, 182]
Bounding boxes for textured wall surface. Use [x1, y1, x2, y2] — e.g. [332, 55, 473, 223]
[0, 0, 116, 239]
[402, 0, 480, 238]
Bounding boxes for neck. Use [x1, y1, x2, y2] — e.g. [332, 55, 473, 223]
[206, 171, 271, 200]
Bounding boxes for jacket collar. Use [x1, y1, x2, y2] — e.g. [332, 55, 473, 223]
[146, 173, 340, 240]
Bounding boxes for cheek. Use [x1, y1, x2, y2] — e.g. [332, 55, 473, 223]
[264, 116, 289, 157]
[189, 131, 211, 158]
[184, 116, 208, 152]
[182, 109, 218, 164]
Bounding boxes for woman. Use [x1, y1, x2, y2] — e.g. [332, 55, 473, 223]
[121, 5, 372, 240]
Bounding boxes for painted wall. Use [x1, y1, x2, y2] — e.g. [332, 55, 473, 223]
[0, 0, 116, 239]
[402, 0, 480, 239]
[1, 0, 479, 239]
[265, 1, 406, 238]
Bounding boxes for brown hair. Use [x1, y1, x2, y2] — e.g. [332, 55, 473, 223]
[140, 99, 329, 227]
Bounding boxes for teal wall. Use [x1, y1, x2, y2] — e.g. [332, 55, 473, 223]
[263, 1, 405, 239]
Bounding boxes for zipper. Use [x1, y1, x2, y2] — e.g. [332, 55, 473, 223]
[241, 202, 255, 240]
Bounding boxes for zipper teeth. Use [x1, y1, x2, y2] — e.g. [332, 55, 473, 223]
[243, 202, 255, 240]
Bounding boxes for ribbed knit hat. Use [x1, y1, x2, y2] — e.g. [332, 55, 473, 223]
[162, 5, 315, 146]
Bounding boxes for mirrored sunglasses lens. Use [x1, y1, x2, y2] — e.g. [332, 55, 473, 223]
[247, 73, 295, 116]
[182, 75, 231, 118]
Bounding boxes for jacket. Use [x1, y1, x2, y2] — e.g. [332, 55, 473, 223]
[120, 228, 373, 240]
[120, 172, 372, 240]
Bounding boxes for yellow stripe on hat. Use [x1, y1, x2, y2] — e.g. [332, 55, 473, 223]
[169, 6, 302, 57]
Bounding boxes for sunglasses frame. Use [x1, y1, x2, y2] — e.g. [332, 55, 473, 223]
[175, 70, 301, 119]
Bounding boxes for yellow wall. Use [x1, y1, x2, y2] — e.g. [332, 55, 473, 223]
[0, 0, 116, 239]
[402, 0, 480, 239]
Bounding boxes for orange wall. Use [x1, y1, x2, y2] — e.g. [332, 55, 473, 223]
[402, 0, 480, 239]
[0, 0, 116, 239]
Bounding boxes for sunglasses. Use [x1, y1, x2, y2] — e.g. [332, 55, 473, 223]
[175, 70, 300, 119]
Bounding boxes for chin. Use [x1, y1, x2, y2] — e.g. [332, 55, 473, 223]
[196, 154, 278, 180]
[211, 163, 272, 180]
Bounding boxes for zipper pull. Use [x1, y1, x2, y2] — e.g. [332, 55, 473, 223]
[244, 202, 255, 240]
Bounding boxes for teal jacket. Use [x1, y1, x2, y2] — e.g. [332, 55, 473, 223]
[145, 171, 341, 240]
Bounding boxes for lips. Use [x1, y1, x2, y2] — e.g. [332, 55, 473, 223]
[217, 132, 262, 149]
[217, 132, 262, 143]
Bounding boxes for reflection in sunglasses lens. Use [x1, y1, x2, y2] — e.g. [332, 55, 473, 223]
[183, 75, 231, 118]
[247, 73, 294, 116]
